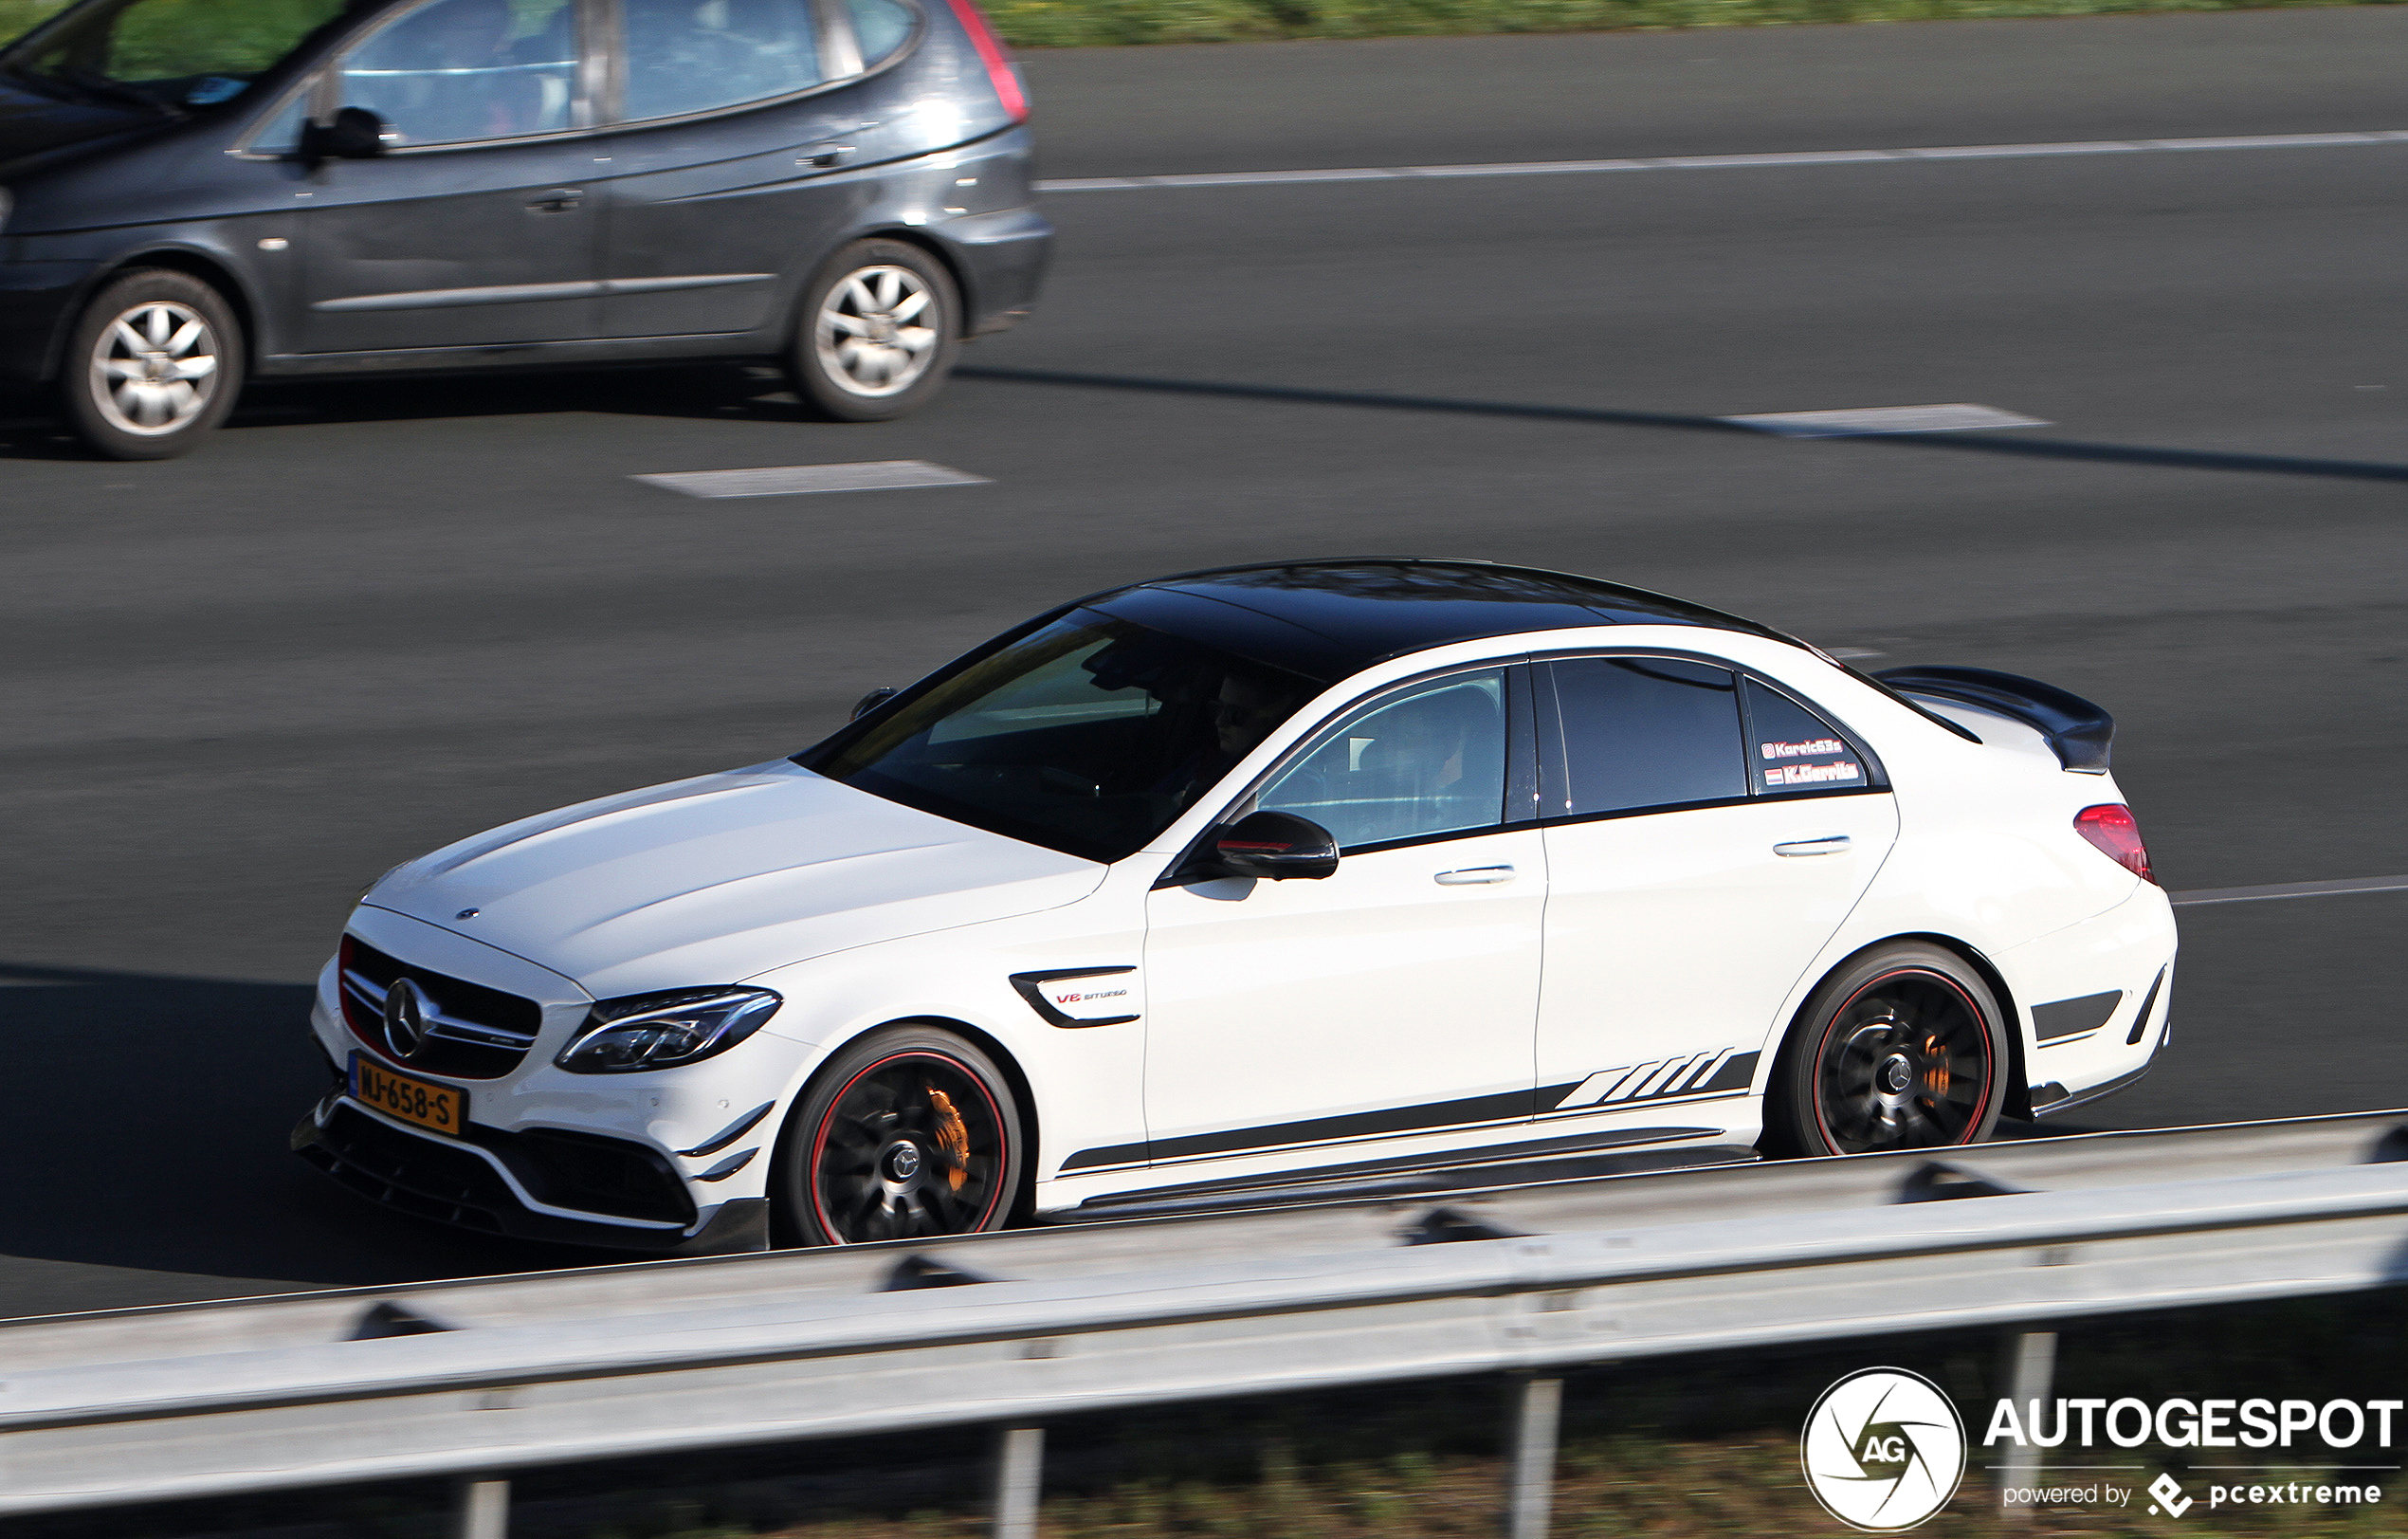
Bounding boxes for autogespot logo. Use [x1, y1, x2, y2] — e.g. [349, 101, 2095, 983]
[1802, 1368, 1968, 1531]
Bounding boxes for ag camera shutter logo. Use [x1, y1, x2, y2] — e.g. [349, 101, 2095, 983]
[1802, 1368, 1967, 1530]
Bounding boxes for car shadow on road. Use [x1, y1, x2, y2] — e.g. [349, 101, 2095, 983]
[957, 366, 2408, 486]
[0, 959, 621, 1317]
[0, 365, 809, 461]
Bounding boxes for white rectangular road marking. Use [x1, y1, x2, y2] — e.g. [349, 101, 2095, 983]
[1721, 404, 2050, 437]
[1037, 131, 2408, 193]
[2170, 875, 2408, 907]
[634, 461, 990, 499]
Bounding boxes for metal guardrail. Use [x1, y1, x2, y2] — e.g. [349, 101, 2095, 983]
[6, 1111, 2408, 1531]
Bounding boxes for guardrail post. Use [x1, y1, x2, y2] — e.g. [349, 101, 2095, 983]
[1996, 1330, 2057, 1510]
[452, 1477, 508, 1539]
[992, 1425, 1045, 1539]
[1506, 1375, 1563, 1539]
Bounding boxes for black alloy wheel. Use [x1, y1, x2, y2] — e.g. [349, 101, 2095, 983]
[1764, 944, 2009, 1157]
[774, 1024, 1023, 1247]
[61, 267, 246, 460]
[786, 238, 961, 422]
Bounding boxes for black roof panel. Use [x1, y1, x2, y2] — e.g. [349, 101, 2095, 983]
[1085, 559, 1787, 684]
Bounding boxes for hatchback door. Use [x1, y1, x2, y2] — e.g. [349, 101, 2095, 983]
[1532, 658, 1898, 1121]
[589, 0, 881, 339]
[1142, 667, 1545, 1175]
[293, 0, 601, 353]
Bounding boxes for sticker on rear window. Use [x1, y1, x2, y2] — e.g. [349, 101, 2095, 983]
[1764, 761, 1862, 786]
[1761, 738, 1847, 760]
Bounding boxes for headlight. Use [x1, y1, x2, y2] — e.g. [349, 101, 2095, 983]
[556, 987, 782, 1073]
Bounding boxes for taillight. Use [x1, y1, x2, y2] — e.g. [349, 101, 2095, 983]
[942, 0, 1028, 123]
[2073, 803, 2153, 883]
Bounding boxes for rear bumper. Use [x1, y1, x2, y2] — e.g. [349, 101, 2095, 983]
[936, 205, 1052, 337]
[292, 1095, 768, 1254]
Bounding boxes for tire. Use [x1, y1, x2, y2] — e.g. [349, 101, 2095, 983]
[61, 267, 244, 460]
[1762, 943, 2009, 1158]
[770, 1023, 1024, 1247]
[785, 239, 960, 422]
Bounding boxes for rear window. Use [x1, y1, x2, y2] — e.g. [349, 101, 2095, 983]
[844, 0, 909, 64]
[1743, 678, 1870, 796]
[1544, 656, 1745, 818]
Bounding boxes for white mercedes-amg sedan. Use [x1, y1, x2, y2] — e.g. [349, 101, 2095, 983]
[294, 559, 2176, 1252]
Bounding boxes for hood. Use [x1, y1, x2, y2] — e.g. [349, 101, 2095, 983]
[0, 76, 154, 170]
[364, 760, 1104, 999]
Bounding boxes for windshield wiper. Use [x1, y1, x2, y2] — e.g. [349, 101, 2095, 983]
[47, 64, 181, 116]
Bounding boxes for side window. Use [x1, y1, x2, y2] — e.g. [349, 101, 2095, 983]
[618, 0, 826, 121]
[1255, 670, 1507, 851]
[844, 0, 912, 64]
[246, 79, 316, 152]
[339, 0, 579, 145]
[1545, 656, 1744, 817]
[1743, 678, 1870, 796]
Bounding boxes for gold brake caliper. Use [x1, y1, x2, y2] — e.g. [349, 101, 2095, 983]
[926, 1086, 971, 1191]
[1919, 1033, 1952, 1099]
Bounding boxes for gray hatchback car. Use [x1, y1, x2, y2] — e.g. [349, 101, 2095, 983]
[0, 0, 1050, 457]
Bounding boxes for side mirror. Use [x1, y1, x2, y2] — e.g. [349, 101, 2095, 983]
[306, 105, 390, 161]
[1207, 810, 1339, 881]
[851, 687, 898, 720]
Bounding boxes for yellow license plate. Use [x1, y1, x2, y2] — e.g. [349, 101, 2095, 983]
[351, 1053, 466, 1137]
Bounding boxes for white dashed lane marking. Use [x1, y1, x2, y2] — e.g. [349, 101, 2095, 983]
[1723, 404, 2050, 437]
[1036, 130, 2408, 192]
[2169, 875, 2408, 907]
[634, 461, 991, 498]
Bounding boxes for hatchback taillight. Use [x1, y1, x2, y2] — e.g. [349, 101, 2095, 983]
[2074, 803, 2153, 883]
[943, 0, 1028, 123]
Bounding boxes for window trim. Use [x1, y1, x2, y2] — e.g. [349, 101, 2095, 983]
[1529, 648, 1890, 830]
[1157, 659, 1534, 886]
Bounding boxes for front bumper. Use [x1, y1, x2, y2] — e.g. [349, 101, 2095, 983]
[292, 1092, 768, 1254]
[0, 259, 99, 383]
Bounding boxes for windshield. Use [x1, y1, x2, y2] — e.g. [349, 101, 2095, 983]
[3, 0, 348, 113]
[802, 611, 1321, 864]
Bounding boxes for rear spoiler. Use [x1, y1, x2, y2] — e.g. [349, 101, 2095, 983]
[1872, 666, 2114, 774]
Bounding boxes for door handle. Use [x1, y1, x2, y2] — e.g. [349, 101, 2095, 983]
[797, 143, 855, 169]
[1773, 835, 1852, 857]
[1434, 865, 1515, 885]
[526, 189, 583, 212]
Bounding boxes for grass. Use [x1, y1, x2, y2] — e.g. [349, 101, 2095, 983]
[978, 0, 2401, 47]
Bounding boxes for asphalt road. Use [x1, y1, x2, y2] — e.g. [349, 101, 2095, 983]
[3, 10, 2403, 1321]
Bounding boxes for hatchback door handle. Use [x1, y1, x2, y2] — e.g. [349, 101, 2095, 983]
[1773, 835, 1852, 857]
[1434, 865, 1515, 885]
[527, 189, 583, 212]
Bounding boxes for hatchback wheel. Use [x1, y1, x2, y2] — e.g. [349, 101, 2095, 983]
[788, 240, 959, 422]
[773, 1024, 1023, 1246]
[1764, 944, 2009, 1157]
[63, 268, 244, 460]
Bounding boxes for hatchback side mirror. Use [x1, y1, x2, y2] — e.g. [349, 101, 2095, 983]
[851, 687, 898, 720]
[306, 105, 390, 161]
[1207, 810, 1339, 880]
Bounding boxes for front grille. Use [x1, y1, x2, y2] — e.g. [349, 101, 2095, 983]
[301, 1102, 697, 1229]
[339, 935, 540, 1079]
